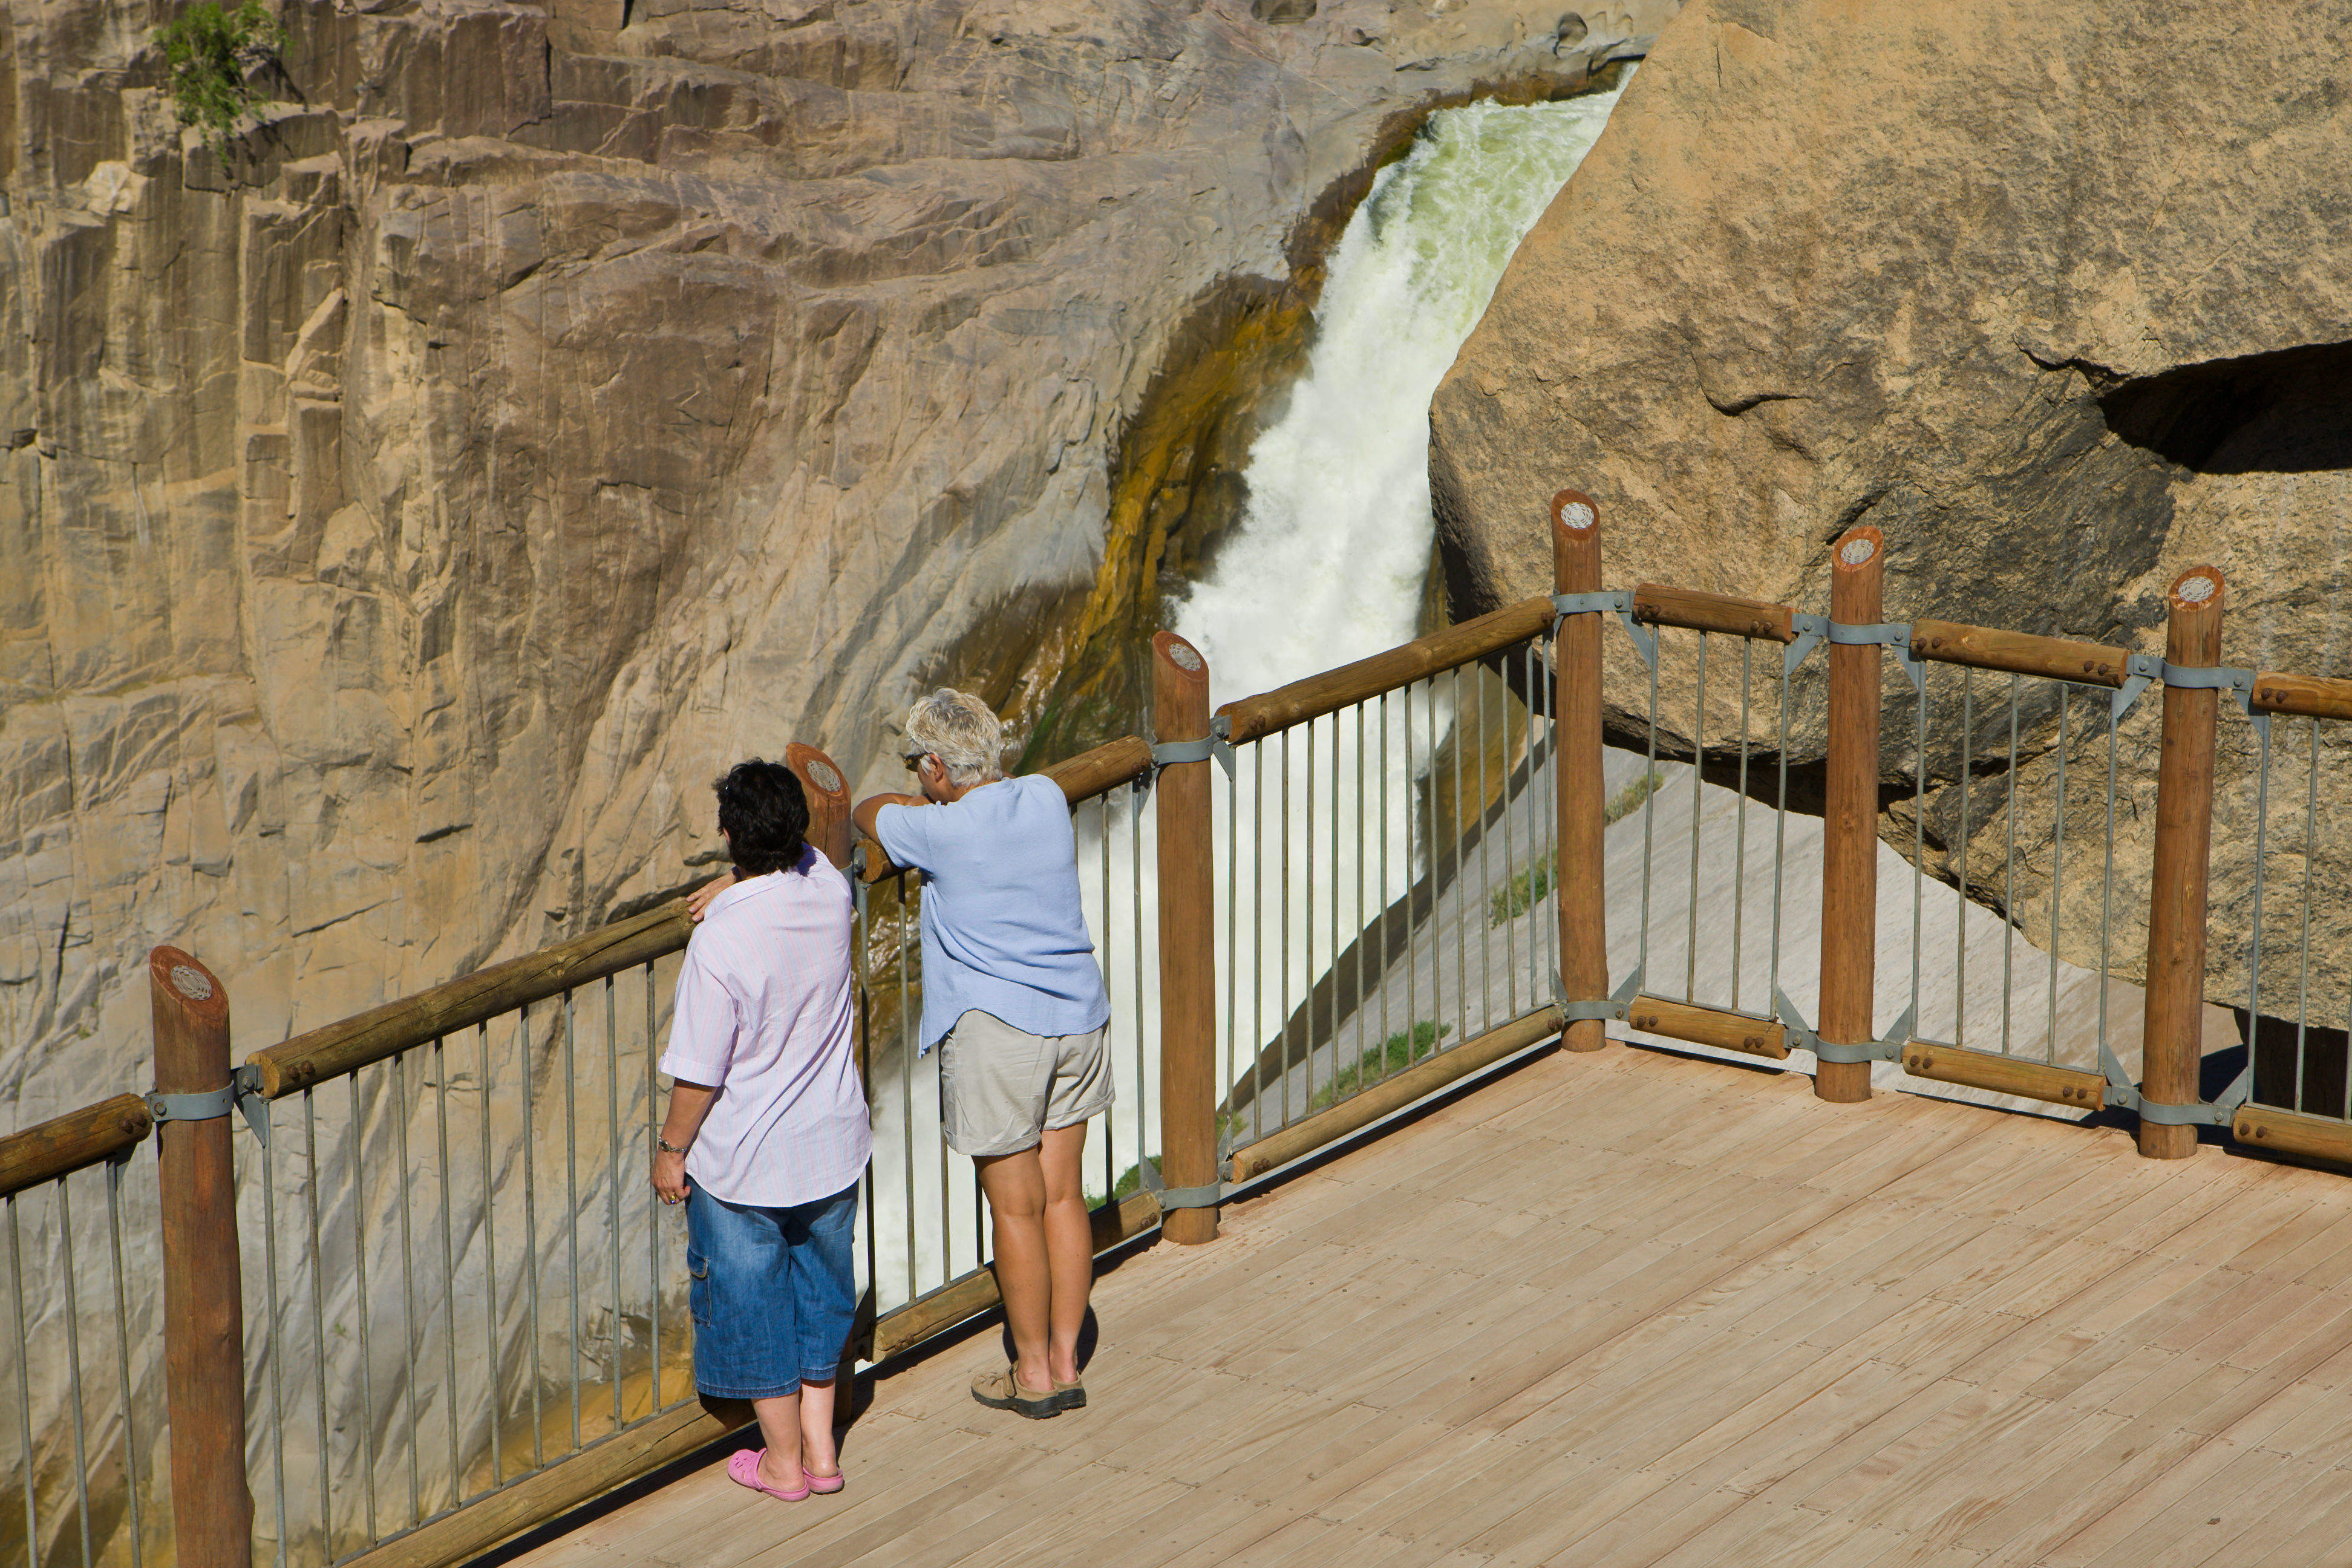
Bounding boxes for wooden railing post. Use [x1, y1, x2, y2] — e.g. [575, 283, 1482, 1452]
[1552, 490, 1609, 1053]
[149, 946, 253, 1568]
[785, 742, 855, 871]
[1152, 631, 1220, 1244]
[2139, 566, 2226, 1159]
[1816, 527, 1884, 1103]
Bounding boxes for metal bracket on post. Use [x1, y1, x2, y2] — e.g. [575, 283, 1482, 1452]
[1772, 989, 1821, 1056]
[2118, 1067, 2256, 1128]
[2112, 653, 2160, 722]
[2137, 1098, 2230, 1128]
[1872, 1002, 1918, 1063]
[145, 1064, 272, 1146]
[1151, 732, 1236, 781]
[1553, 963, 1643, 1024]
[1137, 1157, 1223, 1212]
[1784, 613, 1826, 675]
[1773, 991, 1911, 1065]
[1551, 590, 1655, 671]
[2162, 660, 2270, 743]
[146, 1085, 234, 1125]
[1826, 618, 1925, 693]
[1812, 1038, 1912, 1067]
[2159, 662, 2256, 697]
[2099, 1039, 2138, 1107]
[234, 1063, 270, 1146]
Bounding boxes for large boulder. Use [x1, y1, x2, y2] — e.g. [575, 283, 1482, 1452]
[0, 0, 1681, 1109]
[1431, 0, 2352, 1052]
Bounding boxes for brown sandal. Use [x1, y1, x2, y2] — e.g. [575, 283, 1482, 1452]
[970, 1367, 1075, 1418]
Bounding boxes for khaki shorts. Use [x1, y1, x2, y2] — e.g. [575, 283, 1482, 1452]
[937, 1011, 1113, 1158]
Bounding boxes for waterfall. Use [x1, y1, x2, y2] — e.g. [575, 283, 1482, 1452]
[1174, 83, 1626, 702]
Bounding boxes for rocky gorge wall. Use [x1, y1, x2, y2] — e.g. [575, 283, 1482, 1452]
[0, 0, 1681, 1119]
[1431, 0, 2352, 1042]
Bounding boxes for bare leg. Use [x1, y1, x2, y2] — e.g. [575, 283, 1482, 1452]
[751, 1391, 803, 1489]
[975, 1148, 1053, 1391]
[1037, 1121, 1093, 1386]
[799, 1377, 838, 1477]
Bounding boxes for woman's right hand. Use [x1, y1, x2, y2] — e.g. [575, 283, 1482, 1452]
[653, 1148, 690, 1207]
[685, 872, 734, 923]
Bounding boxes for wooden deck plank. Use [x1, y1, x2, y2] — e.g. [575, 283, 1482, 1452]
[2237, 1469, 2352, 1568]
[505, 1044, 2352, 1568]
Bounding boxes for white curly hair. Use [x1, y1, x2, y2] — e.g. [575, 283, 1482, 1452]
[901, 688, 1007, 787]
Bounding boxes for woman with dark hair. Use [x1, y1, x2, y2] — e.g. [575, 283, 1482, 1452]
[651, 759, 867, 1503]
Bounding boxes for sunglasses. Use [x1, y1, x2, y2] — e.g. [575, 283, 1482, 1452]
[902, 751, 930, 773]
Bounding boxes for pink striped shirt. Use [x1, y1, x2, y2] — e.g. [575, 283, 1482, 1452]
[658, 849, 870, 1207]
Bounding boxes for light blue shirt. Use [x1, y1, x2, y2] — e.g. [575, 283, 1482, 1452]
[874, 775, 1111, 1054]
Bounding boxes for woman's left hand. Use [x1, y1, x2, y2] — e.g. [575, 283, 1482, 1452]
[653, 1148, 690, 1207]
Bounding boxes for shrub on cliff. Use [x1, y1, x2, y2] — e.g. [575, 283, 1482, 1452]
[155, 0, 285, 157]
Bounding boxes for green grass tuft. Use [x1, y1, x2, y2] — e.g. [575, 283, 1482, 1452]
[1309, 1020, 1452, 1113]
[1606, 769, 1666, 826]
[1488, 771, 1665, 928]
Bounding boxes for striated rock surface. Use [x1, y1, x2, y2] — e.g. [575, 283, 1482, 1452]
[1431, 0, 2352, 1062]
[0, 0, 1681, 1114]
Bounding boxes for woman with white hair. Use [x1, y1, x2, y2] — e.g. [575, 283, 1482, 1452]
[853, 689, 1111, 1419]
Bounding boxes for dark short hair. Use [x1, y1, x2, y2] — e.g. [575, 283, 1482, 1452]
[712, 760, 809, 877]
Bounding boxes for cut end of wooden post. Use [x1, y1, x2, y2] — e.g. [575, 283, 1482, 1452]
[1552, 489, 1601, 591]
[785, 742, 855, 871]
[1551, 488, 1598, 534]
[1830, 524, 1883, 576]
[148, 946, 229, 1028]
[1152, 630, 1209, 688]
[2167, 566, 2225, 613]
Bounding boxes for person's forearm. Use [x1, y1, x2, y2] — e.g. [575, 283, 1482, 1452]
[853, 791, 924, 841]
[659, 1081, 719, 1152]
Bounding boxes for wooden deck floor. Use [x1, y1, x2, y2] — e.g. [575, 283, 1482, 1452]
[511, 1042, 2352, 1568]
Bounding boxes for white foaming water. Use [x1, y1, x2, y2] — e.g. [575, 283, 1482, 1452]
[1175, 85, 1625, 702]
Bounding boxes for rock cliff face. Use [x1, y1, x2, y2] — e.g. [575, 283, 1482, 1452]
[1430, 0, 2352, 1053]
[0, 0, 1680, 1110]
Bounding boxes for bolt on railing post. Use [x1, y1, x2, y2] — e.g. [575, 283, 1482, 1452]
[1816, 526, 1884, 1103]
[2139, 566, 2226, 1159]
[149, 946, 254, 1568]
[1152, 631, 1220, 1244]
[1552, 490, 1609, 1052]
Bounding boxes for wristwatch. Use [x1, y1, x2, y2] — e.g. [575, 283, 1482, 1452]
[656, 1137, 688, 1156]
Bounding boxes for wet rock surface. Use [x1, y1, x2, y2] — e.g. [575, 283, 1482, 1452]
[1430, 0, 2352, 1039]
[0, 0, 1679, 1106]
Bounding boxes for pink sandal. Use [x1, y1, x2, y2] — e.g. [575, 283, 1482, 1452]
[802, 1463, 845, 1495]
[727, 1448, 811, 1503]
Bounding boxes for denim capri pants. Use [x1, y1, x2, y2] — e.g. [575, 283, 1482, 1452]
[686, 1180, 860, 1399]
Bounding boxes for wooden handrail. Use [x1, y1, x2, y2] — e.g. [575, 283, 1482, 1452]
[2251, 670, 2352, 720]
[1630, 583, 1796, 642]
[857, 734, 1156, 882]
[1217, 595, 1553, 745]
[1044, 734, 1157, 804]
[0, 1093, 154, 1198]
[1909, 619, 2134, 686]
[248, 901, 696, 1097]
